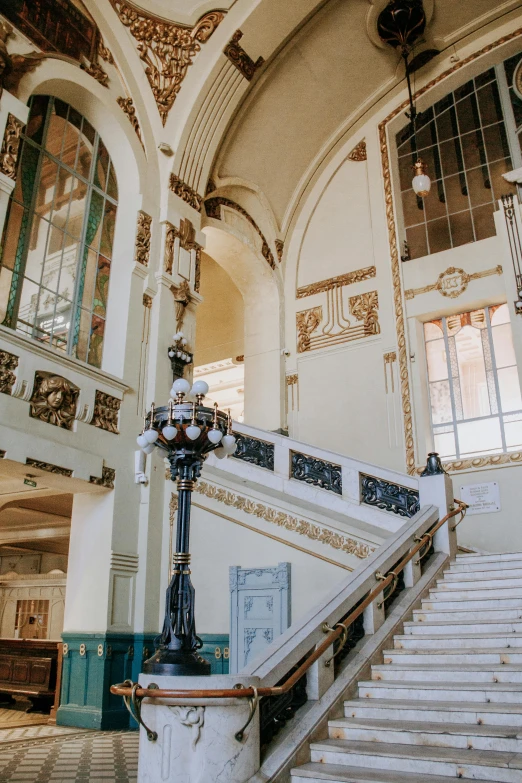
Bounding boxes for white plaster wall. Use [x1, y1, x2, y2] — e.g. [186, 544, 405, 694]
[190, 505, 346, 634]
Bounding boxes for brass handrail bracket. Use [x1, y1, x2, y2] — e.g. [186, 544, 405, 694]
[119, 679, 158, 742]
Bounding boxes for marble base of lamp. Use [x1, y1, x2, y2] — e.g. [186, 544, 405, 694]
[137, 674, 261, 783]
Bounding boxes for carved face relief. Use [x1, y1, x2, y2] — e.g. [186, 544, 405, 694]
[29, 373, 79, 430]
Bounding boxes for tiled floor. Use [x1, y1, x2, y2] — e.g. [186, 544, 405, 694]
[0, 729, 139, 782]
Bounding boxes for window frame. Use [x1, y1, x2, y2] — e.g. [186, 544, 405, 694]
[424, 304, 522, 460]
[1, 96, 118, 367]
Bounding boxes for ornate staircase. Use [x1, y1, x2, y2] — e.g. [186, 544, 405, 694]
[291, 551, 522, 783]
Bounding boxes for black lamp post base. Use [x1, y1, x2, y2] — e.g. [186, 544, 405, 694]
[142, 648, 211, 677]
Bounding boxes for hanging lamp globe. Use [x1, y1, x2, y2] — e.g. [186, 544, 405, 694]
[412, 158, 431, 198]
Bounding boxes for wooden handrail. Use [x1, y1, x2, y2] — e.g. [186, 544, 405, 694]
[110, 499, 468, 702]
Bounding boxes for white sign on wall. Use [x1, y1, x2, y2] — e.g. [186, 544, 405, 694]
[459, 482, 501, 515]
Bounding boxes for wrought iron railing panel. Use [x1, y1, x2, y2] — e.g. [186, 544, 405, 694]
[291, 451, 342, 494]
[231, 433, 275, 471]
[360, 473, 419, 517]
[260, 666, 307, 749]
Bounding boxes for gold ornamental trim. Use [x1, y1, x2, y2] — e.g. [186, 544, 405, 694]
[117, 97, 143, 147]
[110, 0, 225, 125]
[224, 30, 264, 81]
[379, 25, 522, 475]
[169, 174, 203, 212]
[0, 114, 24, 180]
[135, 211, 152, 266]
[348, 139, 367, 162]
[404, 265, 503, 301]
[416, 451, 522, 474]
[296, 266, 376, 299]
[190, 480, 375, 560]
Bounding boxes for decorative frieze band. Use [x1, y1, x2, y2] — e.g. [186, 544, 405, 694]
[404, 265, 503, 301]
[90, 466, 116, 489]
[25, 458, 73, 477]
[296, 266, 376, 299]
[185, 483, 374, 559]
[415, 451, 522, 474]
[296, 290, 380, 354]
[224, 30, 264, 81]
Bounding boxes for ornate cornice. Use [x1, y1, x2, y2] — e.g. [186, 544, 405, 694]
[169, 174, 203, 211]
[223, 30, 264, 81]
[0, 349, 18, 395]
[405, 265, 503, 301]
[379, 25, 522, 475]
[109, 0, 225, 125]
[0, 115, 24, 180]
[348, 139, 367, 162]
[188, 481, 374, 559]
[117, 97, 143, 146]
[296, 266, 376, 298]
[204, 196, 276, 269]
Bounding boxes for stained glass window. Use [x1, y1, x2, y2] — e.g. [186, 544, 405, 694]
[0, 96, 118, 369]
[424, 304, 522, 459]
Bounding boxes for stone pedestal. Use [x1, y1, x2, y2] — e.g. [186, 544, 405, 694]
[138, 674, 261, 783]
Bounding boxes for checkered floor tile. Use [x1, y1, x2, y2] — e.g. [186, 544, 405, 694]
[0, 730, 139, 782]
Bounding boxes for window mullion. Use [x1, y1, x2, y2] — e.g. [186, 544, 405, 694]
[442, 318, 460, 459]
[486, 306, 508, 453]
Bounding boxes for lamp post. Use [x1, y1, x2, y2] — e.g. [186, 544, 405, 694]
[136, 377, 237, 676]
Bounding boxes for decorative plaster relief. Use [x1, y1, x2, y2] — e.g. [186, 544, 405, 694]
[224, 30, 264, 81]
[91, 390, 121, 434]
[117, 97, 143, 146]
[286, 373, 299, 412]
[204, 197, 276, 269]
[404, 265, 503, 300]
[379, 25, 522, 475]
[275, 239, 284, 262]
[90, 466, 116, 489]
[169, 173, 203, 211]
[348, 139, 367, 162]
[174, 485, 374, 559]
[169, 706, 205, 749]
[109, 1, 225, 125]
[415, 451, 522, 474]
[25, 457, 73, 477]
[383, 351, 397, 394]
[81, 60, 109, 87]
[172, 279, 192, 333]
[296, 290, 379, 353]
[29, 372, 79, 430]
[134, 211, 152, 266]
[296, 266, 376, 299]
[0, 349, 18, 394]
[0, 114, 24, 179]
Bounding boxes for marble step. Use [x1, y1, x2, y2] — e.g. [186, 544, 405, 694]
[428, 587, 522, 600]
[420, 597, 522, 612]
[403, 619, 522, 635]
[291, 762, 508, 783]
[394, 633, 522, 649]
[358, 680, 522, 703]
[308, 739, 522, 782]
[455, 552, 522, 564]
[383, 648, 522, 665]
[328, 717, 522, 752]
[344, 698, 522, 727]
[441, 571, 522, 585]
[415, 606, 522, 621]
[291, 762, 478, 783]
[371, 663, 522, 683]
[450, 561, 522, 574]
[437, 579, 522, 591]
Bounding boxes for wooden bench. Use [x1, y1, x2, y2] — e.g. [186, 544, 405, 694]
[0, 640, 58, 713]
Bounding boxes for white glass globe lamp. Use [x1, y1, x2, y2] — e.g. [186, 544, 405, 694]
[412, 159, 431, 198]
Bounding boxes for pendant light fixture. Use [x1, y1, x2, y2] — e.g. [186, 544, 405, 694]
[378, 0, 436, 199]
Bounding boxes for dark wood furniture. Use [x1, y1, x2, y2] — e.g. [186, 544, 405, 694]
[0, 639, 59, 713]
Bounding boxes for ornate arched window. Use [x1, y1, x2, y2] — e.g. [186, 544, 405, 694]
[0, 96, 118, 368]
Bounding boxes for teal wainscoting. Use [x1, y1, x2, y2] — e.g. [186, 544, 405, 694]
[57, 633, 228, 730]
[199, 634, 230, 674]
